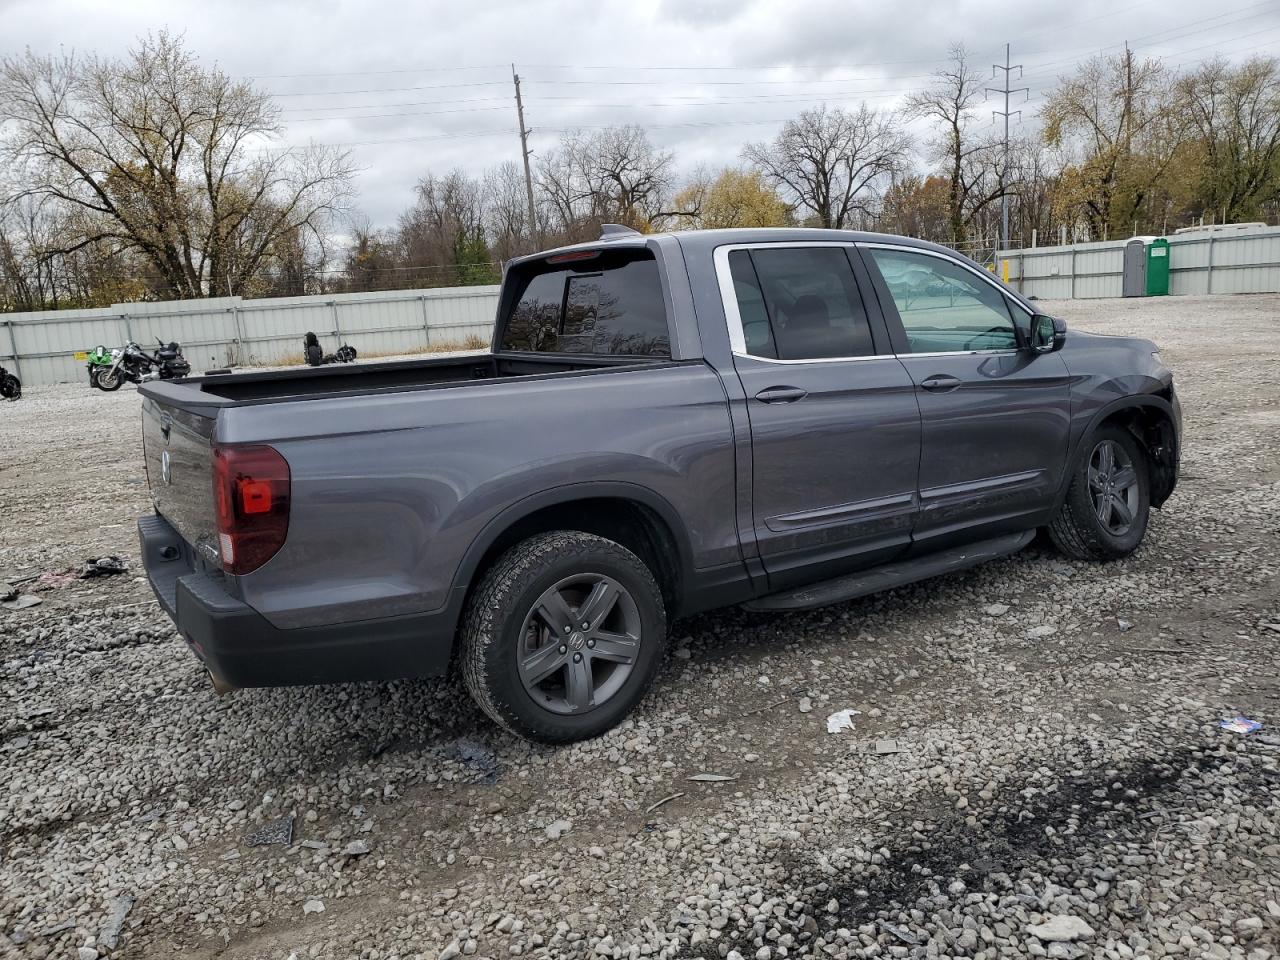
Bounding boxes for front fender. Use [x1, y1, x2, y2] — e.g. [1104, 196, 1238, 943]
[1054, 392, 1181, 510]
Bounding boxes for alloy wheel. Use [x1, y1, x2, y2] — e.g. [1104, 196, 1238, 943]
[1088, 439, 1140, 536]
[516, 573, 642, 715]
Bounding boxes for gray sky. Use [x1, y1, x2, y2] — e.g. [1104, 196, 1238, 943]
[4, 0, 1279, 227]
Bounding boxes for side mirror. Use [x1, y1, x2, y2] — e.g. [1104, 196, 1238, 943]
[1028, 313, 1067, 354]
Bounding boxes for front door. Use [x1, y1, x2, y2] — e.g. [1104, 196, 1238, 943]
[718, 244, 923, 588]
[860, 245, 1072, 547]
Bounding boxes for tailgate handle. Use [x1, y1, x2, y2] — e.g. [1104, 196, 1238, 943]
[754, 385, 807, 404]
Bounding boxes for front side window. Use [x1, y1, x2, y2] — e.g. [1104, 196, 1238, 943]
[727, 247, 876, 360]
[501, 250, 670, 357]
[868, 248, 1018, 353]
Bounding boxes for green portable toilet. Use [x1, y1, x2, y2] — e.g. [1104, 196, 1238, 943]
[1146, 238, 1170, 296]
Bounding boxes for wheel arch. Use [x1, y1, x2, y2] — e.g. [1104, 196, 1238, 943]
[451, 482, 693, 619]
[1061, 394, 1180, 509]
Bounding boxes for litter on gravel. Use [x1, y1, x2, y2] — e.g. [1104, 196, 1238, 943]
[79, 555, 129, 578]
[99, 895, 135, 950]
[245, 814, 295, 847]
[451, 737, 501, 784]
[687, 773, 736, 782]
[1219, 716, 1262, 734]
[877, 920, 919, 944]
[826, 708, 860, 734]
[0, 593, 41, 610]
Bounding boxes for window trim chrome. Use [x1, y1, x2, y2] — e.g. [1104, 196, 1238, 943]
[857, 240, 1033, 322]
[714, 240, 1032, 365]
[713, 242, 895, 365]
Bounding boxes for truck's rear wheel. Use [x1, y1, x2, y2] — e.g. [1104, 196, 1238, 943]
[460, 531, 667, 743]
[1048, 426, 1150, 560]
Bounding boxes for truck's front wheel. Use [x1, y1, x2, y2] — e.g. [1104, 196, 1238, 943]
[460, 531, 667, 743]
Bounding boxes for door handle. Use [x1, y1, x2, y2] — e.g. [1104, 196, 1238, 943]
[919, 375, 962, 393]
[753, 385, 807, 403]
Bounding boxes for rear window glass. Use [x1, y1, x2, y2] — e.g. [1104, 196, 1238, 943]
[500, 249, 670, 357]
[729, 247, 876, 360]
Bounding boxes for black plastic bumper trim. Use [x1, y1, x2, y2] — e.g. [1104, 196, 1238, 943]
[139, 514, 454, 687]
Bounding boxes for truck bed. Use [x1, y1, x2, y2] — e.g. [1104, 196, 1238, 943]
[143, 351, 659, 408]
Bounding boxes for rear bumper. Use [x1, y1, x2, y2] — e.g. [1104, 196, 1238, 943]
[139, 513, 455, 687]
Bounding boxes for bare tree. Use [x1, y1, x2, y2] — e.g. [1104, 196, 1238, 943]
[484, 161, 536, 262]
[743, 104, 909, 229]
[536, 125, 674, 239]
[398, 170, 496, 285]
[906, 44, 1007, 246]
[0, 31, 354, 300]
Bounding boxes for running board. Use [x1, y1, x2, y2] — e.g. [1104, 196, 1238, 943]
[742, 530, 1035, 612]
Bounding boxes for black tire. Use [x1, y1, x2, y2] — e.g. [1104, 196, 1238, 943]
[460, 531, 667, 744]
[1, 374, 19, 400]
[95, 368, 124, 391]
[1048, 425, 1150, 560]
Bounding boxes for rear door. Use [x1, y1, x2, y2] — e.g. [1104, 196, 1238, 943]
[715, 243, 922, 588]
[859, 244, 1071, 546]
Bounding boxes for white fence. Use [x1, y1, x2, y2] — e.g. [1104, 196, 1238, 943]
[1, 285, 502, 386]
[995, 226, 1280, 299]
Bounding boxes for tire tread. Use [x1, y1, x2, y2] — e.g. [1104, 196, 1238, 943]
[1048, 427, 1149, 561]
[459, 531, 665, 743]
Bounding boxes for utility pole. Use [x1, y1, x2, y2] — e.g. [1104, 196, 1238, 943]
[512, 65, 538, 243]
[987, 43, 1027, 251]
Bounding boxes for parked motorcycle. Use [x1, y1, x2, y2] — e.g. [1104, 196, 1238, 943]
[302, 331, 358, 367]
[0, 365, 20, 401]
[84, 345, 114, 388]
[94, 339, 191, 391]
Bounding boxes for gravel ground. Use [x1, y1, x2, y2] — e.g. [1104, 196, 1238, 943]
[1, 293, 1278, 960]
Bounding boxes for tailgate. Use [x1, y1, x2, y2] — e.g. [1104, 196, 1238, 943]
[142, 395, 220, 566]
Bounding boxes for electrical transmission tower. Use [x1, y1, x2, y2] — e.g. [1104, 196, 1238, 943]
[987, 43, 1028, 252]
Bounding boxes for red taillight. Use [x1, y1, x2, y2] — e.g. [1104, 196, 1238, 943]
[212, 444, 290, 575]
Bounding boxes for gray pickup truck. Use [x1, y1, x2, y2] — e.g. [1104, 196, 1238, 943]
[138, 226, 1180, 742]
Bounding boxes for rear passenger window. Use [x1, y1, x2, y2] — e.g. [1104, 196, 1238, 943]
[728, 247, 876, 360]
[501, 250, 670, 356]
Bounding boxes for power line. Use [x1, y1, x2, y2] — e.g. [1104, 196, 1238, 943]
[286, 106, 512, 123]
[249, 5, 1280, 156]
[268, 81, 508, 98]
[1021, 0, 1280, 75]
[280, 91, 920, 124]
[521, 75, 937, 86]
[246, 64, 506, 80]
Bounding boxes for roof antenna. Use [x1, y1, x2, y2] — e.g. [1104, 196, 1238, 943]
[599, 223, 641, 239]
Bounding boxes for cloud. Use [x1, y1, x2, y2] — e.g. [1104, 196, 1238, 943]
[4, 0, 1278, 227]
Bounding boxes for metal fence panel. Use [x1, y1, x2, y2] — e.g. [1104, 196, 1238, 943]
[1, 285, 501, 386]
[3, 308, 127, 386]
[997, 227, 1280, 300]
